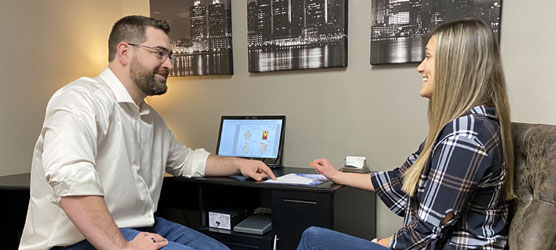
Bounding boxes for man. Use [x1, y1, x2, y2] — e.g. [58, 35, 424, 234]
[20, 15, 276, 250]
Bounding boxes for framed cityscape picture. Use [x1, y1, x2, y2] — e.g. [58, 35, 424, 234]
[150, 0, 233, 76]
[247, 0, 348, 73]
[370, 0, 503, 65]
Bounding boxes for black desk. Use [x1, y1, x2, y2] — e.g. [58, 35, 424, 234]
[2, 169, 376, 250]
[158, 167, 376, 250]
[0, 173, 30, 249]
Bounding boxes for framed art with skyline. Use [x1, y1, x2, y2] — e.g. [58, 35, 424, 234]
[247, 0, 348, 73]
[150, 0, 233, 76]
[370, 0, 503, 65]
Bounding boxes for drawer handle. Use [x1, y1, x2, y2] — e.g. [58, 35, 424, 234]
[283, 199, 317, 205]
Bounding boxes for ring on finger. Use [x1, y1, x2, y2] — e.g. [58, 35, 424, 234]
[151, 237, 156, 243]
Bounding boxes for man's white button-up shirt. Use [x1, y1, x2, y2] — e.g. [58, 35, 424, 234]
[19, 68, 210, 249]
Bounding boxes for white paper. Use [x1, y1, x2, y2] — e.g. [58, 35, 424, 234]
[264, 173, 327, 186]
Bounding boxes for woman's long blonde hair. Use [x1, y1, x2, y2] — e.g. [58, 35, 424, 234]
[401, 19, 514, 200]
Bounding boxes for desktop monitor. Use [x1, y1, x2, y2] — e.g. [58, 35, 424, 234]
[216, 116, 286, 168]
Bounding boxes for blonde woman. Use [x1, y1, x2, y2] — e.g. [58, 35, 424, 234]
[297, 19, 514, 250]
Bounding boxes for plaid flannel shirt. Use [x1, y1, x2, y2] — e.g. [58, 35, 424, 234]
[371, 105, 509, 249]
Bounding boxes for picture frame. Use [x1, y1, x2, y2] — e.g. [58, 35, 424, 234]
[150, 0, 233, 76]
[370, 0, 503, 65]
[247, 0, 348, 73]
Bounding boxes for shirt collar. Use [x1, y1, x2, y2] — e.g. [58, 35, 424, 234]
[99, 68, 135, 104]
[467, 105, 497, 119]
[99, 68, 151, 115]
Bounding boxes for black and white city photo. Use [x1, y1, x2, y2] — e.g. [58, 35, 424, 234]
[247, 0, 348, 73]
[371, 0, 502, 65]
[150, 0, 233, 76]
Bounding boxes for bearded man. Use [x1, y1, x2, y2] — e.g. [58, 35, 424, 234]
[20, 15, 275, 250]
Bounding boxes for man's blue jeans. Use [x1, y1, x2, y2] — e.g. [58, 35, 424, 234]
[54, 217, 229, 250]
[297, 226, 389, 250]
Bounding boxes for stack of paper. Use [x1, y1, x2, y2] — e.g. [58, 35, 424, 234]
[264, 173, 328, 186]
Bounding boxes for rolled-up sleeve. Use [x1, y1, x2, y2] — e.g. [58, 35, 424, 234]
[371, 142, 423, 217]
[390, 133, 492, 249]
[42, 104, 104, 206]
[165, 130, 210, 178]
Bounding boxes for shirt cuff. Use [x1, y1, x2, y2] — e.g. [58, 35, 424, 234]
[46, 164, 104, 206]
[370, 171, 385, 193]
[182, 149, 210, 177]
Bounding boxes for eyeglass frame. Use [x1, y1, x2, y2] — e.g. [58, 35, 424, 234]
[127, 42, 175, 63]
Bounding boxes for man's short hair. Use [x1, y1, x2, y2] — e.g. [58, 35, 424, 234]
[108, 15, 170, 62]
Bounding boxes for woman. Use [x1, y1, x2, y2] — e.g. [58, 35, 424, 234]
[297, 19, 514, 250]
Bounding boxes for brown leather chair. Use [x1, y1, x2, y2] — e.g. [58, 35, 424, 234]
[508, 123, 556, 249]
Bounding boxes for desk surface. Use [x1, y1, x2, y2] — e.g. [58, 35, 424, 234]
[168, 167, 342, 193]
[0, 173, 30, 190]
[0, 168, 336, 192]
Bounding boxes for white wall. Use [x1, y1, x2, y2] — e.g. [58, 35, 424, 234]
[501, 2, 556, 124]
[0, 0, 123, 176]
[1, 0, 554, 239]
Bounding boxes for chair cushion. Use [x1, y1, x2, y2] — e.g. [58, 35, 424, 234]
[509, 123, 556, 249]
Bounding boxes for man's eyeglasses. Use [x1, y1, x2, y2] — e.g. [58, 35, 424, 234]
[128, 43, 175, 63]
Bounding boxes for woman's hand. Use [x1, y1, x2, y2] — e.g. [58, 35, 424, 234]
[371, 236, 392, 247]
[310, 158, 342, 182]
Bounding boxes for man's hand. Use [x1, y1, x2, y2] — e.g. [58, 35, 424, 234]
[238, 159, 277, 181]
[205, 154, 276, 181]
[126, 232, 168, 250]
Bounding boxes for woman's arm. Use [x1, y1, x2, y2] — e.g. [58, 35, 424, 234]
[310, 158, 375, 192]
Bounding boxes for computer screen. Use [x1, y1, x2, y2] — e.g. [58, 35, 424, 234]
[216, 116, 285, 167]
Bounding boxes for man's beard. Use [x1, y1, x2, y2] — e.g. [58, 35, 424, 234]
[130, 56, 169, 96]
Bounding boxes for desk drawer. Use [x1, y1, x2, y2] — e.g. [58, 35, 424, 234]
[272, 190, 332, 250]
